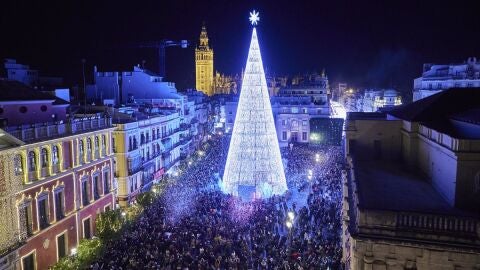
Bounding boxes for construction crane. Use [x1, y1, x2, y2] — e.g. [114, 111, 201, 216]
[137, 39, 189, 78]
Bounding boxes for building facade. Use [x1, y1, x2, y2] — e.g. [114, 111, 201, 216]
[356, 89, 402, 112]
[112, 109, 181, 207]
[413, 57, 480, 101]
[87, 65, 179, 105]
[343, 89, 480, 269]
[271, 96, 331, 147]
[195, 24, 214, 96]
[0, 81, 116, 270]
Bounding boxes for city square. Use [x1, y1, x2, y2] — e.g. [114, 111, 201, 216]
[0, 1, 479, 270]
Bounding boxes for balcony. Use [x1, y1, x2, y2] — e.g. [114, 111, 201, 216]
[5, 115, 112, 143]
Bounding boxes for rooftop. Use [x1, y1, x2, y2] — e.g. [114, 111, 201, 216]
[389, 88, 480, 122]
[354, 160, 477, 217]
[0, 79, 64, 102]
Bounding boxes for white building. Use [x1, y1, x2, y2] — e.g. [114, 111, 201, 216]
[87, 65, 178, 105]
[112, 108, 181, 207]
[271, 96, 330, 147]
[277, 72, 329, 105]
[357, 89, 402, 112]
[413, 57, 480, 101]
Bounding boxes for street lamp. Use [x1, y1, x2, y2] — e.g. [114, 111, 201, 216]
[286, 220, 292, 229]
[315, 153, 320, 162]
[287, 211, 295, 221]
[71, 248, 77, 255]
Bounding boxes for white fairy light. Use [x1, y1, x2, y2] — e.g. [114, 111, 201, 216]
[223, 15, 287, 198]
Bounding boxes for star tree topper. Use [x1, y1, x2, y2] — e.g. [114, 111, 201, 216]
[249, 10, 260, 26]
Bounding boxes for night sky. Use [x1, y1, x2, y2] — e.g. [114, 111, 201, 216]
[1, 0, 479, 95]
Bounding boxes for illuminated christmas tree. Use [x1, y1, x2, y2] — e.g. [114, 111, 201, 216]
[223, 11, 287, 199]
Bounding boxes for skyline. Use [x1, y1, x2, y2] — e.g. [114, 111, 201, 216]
[1, 0, 479, 93]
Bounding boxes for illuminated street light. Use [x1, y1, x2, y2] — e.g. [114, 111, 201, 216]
[288, 211, 295, 221]
[71, 248, 77, 255]
[188, 161, 192, 165]
[286, 221, 292, 229]
[121, 212, 126, 217]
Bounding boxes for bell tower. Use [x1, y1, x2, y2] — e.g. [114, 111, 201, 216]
[195, 23, 214, 96]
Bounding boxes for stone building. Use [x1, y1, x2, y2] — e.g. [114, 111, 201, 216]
[413, 57, 480, 101]
[195, 24, 214, 96]
[343, 88, 480, 269]
[0, 80, 116, 270]
[112, 108, 182, 207]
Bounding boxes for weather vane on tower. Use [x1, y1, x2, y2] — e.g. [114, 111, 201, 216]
[249, 10, 260, 26]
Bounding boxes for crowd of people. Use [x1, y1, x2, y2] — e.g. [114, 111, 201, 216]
[93, 136, 345, 269]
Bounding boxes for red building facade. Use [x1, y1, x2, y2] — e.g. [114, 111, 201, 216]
[12, 119, 115, 270]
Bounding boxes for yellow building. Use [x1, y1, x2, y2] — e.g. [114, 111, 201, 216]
[195, 24, 214, 96]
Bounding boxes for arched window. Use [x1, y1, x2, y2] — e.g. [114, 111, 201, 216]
[28, 151, 36, 172]
[79, 140, 84, 156]
[102, 135, 106, 148]
[41, 148, 48, 168]
[14, 154, 23, 175]
[87, 138, 92, 152]
[95, 136, 100, 150]
[52, 145, 59, 165]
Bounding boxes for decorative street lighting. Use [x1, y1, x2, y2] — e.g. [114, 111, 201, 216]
[285, 220, 292, 229]
[71, 248, 77, 255]
[287, 211, 295, 221]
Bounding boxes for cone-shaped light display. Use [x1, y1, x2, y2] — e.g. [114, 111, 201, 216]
[223, 15, 287, 199]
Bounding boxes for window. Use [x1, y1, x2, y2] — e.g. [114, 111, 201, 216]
[282, 131, 287, 141]
[282, 120, 287, 126]
[55, 189, 65, 220]
[87, 138, 92, 152]
[79, 140, 84, 158]
[302, 120, 308, 126]
[38, 197, 49, 229]
[103, 170, 110, 193]
[22, 252, 35, 270]
[57, 233, 67, 260]
[14, 154, 23, 175]
[291, 107, 299, 113]
[93, 174, 100, 200]
[292, 120, 298, 128]
[112, 137, 116, 152]
[82, 178, 90, 206]
[41, 148, 48, 168]
[95, 136, 100, 150]
[52, 145, 59, 165]
[302, 132, 307, 141]
[102, 135, 106, 150]
[302, 108, 307, 114]
[19, 203, 32, 236]
[83, 218, 91, 239]
[28, 151, 36, 172]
